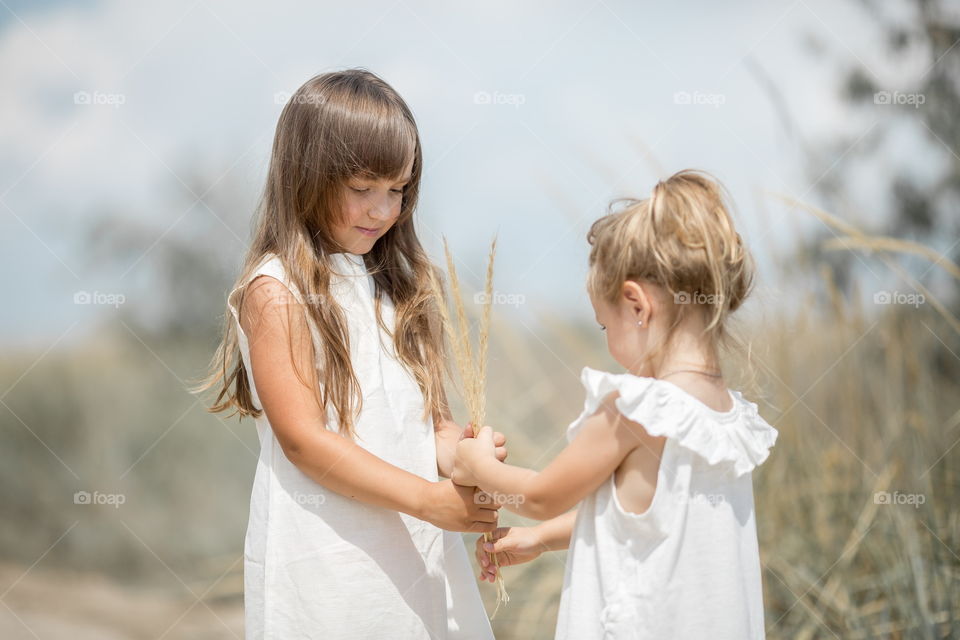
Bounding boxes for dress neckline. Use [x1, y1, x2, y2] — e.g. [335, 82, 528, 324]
[650, 378, 738, 419]
[328, 252, 369, 276]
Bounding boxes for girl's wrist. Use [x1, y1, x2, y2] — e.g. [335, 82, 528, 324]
[471, 454, 499, 486]
[529, 523, 549, 549]
[531, 519, 570, 552]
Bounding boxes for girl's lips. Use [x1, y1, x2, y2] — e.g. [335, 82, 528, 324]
[355, 226, 381, 237]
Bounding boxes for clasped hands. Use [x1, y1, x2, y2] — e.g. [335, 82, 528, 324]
[452, 423, 505, 488]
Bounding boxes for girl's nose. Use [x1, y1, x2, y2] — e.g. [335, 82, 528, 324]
[368, 194, 394, 221]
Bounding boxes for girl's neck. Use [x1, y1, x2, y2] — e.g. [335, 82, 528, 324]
[631, 324, 722, 381]
[640, 329, 733, 412]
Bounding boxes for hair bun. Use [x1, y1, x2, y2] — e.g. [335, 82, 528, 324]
[587, 169, 754, 338]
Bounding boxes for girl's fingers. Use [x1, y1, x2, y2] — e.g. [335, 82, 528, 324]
[474, 488, 497, 505]
[484, 539, 508, 554]
[479, 561, 496, 581]
[477, 509, 499, 524]
[489, 526, 508, 540]
[477, 508, 499, 523]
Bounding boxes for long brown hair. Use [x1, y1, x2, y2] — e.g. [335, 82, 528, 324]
[195, 69, 448, 437]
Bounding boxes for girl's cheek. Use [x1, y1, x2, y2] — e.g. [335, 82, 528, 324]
[344, 202, 361, 224]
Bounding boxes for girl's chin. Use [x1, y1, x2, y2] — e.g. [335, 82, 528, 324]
[342, 237, 377, 254]
[332, 227, 387, 254]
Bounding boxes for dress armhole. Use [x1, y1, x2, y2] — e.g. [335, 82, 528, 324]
[609, 439, 679, 544]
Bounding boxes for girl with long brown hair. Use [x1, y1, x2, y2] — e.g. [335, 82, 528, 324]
[196, 69, 501, 639]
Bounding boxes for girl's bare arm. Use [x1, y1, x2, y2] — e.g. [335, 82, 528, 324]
[533, 509, 578, 551]
[454, 394, 664, 521]
[242, 276, 499, 533]
[434, 413, 464, 478]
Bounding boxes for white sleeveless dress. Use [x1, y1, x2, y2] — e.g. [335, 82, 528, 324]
[227, 252, 493, 640]
[555, 367, 778, 640]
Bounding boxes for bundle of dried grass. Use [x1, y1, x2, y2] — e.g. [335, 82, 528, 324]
[429, 236, 510, 615]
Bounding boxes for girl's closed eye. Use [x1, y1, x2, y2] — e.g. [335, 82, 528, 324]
[350, 185, 403, 195]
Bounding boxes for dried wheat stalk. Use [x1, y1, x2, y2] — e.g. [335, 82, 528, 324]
[429, 236, 509, 615]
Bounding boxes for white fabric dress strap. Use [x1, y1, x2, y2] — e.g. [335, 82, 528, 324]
[227, 254, 295, 320]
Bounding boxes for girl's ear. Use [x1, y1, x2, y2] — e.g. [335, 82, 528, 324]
[621, 280, 652, 326]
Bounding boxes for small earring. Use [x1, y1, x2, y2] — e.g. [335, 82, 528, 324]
[637, 320, 643, 326]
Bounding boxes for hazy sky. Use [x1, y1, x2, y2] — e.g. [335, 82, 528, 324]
[1, 0, 927, 346]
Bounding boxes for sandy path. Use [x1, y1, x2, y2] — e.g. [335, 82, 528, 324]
[0, 563, 244, 639]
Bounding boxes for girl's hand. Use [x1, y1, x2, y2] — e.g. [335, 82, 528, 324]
[475, 526, 543, 582]
[453, 426, 497, 486]
[460, 424, 508, 462]
[420, 480, 501, 533]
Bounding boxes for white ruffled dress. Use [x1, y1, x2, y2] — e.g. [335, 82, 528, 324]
[554, 367, 778, 640]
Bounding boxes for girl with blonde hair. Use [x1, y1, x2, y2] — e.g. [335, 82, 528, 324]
[456, 170, 778, 639]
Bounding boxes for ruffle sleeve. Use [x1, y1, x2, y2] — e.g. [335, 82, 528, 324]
[567, 367, 778, 477]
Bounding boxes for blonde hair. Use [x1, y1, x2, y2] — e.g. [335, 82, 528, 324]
[587, 169, 754, 352]
[194, 69, 448, 437]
